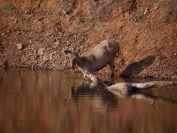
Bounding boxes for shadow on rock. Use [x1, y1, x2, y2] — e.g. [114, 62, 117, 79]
[120, 55, 155, 78]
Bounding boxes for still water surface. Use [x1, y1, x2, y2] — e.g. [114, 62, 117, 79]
[0, 68, 177, 133]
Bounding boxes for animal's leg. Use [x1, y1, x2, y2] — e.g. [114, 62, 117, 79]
[83, 70, 100, 83]
[83, 70, 90, 79]
[108, 62, 115, 78]
[83, 73, 86, 78]
[81, 69, 86, 79]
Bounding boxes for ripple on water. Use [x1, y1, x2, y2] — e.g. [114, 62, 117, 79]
[0, 68, 177, 133]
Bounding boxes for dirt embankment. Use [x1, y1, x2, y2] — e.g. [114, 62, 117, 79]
[0, 0, 177, 80]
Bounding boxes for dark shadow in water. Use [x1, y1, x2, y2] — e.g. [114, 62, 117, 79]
[120, 55, 155, 78]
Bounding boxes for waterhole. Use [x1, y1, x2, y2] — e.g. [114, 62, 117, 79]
[0, 68, 177, 133]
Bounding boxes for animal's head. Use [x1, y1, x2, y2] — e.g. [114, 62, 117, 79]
[64, 49, 80, 69]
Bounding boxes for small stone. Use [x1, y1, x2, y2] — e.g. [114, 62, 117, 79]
[43, 55, 48, 62]
[21, 56, 28, 63]
[38, 48, 45, 55]
[49, 54, 53, 60]
[144, 8, 148, 15]
[15, 43, 23, 50]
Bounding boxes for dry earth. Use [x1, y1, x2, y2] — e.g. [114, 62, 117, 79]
[0, 0, 177, 80]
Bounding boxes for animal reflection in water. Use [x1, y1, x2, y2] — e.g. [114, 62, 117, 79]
[103, 80, 177, 97]
[64, 39, 120, 83]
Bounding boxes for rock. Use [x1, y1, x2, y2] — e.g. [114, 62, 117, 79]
[15, 43, 23, 50]
[21, 56, 28, 63]
[144, 7, 149, 15]
[38, 48, 45, 55]
[62, 9, 67, 15]
[49, 53, 53, 60]
[43, 55, 48, 62]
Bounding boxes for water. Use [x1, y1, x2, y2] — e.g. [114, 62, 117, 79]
[0, 68, 177, 133]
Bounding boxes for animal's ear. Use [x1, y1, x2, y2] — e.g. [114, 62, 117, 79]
[64, 50, 72, 54]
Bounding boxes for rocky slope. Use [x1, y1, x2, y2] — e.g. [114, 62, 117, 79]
[0, 0, 177, 79]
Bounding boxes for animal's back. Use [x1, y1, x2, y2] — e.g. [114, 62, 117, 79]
[89, 39, 119, 54]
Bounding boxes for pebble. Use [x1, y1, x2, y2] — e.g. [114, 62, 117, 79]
[15, 43, 23, 50]
[38, 48, 45, 55]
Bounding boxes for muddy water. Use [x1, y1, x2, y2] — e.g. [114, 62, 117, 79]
[0, 68, 177, 133]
